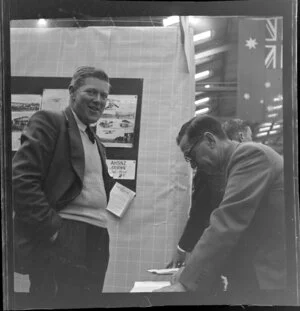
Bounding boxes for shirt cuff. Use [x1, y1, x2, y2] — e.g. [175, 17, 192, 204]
[177, 245, 187, 253]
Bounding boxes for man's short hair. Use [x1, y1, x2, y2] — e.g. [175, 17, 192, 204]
[222, 119, 250, 140]
[69, 66, 110, 91]
[176, 115, 227, 145]
[176, 117, 196, 145]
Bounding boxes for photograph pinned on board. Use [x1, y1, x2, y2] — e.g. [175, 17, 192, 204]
[41, 89, 70, 111]
[11, 94, 42, 151]
[96, 94, 138, 148]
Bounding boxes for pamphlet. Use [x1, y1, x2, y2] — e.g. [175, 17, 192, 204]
[106, 182, 136, 217]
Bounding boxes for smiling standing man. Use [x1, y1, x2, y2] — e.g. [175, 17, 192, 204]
[13, 67, 115, 307]
[155, 115, 286, 305]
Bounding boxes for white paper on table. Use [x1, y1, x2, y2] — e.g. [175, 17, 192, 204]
[130, 281, 171, 293]
[147, 268, 179, 275]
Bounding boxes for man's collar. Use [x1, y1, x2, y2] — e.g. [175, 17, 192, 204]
[70, 109, 98, 132]
[71, 109, 86, 132]
[221, 140, 240, 171]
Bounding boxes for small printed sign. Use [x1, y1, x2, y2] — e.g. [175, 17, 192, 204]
[106, 159, 136, 180]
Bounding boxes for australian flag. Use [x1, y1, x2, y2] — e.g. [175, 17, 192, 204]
[237, 17, 283, 123]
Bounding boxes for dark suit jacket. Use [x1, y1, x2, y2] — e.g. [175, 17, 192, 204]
[178, 170, 225, 252]
[13, 106, 114, 272]
[179, 142, 286, 293]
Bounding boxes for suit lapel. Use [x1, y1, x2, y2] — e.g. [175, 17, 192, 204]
[64, 107, 85, 182]
[95, 137, 108, 174]
[95, 138, 105, 160]
[95, 137, 112, 197]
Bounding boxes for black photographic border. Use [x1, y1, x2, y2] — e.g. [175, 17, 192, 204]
[1, 0, 298, 309]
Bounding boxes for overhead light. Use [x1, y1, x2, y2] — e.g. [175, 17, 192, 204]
[267, 113, 278, 118]
[259, 127, 271, 132]
[261, 122, 272, 126]
[195, 97, 210, 106]
[195, 44, 231, 60]
[193, 30, 212, 43]
[163, 16, 179, 26]
[204, 84, 211, 88]
[273, 94, 283, 101]
[195, 107, 210, 115]
[37, 18, 47, 27]
[272, 124, 281, 129]
[195, 56, 214, 65]
[256, 132, 268, 137]
[267, 105, 283, 111]
[269, 130, 279, 135]
[195, 70, 211, 81]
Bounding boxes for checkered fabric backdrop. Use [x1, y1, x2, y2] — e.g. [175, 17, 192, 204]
[11, 26, 195, 292]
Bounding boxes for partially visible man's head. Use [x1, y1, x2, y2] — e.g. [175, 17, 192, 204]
[69, 66, 110, 92]
[69, 66, 110, 125]
[222, 119, 252, 142]
[176, 115, 228, 172]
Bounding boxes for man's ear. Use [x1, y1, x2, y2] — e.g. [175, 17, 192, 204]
[69, 85, 75, 101]
[204, 132, 216, 148]
[239, 132, 244, 142]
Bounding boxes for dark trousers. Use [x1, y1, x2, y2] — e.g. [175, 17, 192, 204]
[28, 219, 109, 308]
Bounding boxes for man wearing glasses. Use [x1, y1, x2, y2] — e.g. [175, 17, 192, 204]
[166, 118, 252, 270]
[156, 115, 286, 305]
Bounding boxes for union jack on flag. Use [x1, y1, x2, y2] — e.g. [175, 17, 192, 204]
[265, 18, 283, 69]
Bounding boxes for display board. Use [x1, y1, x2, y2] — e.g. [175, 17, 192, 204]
[11, 76, 143, 191]
[10, 26, 195, 293]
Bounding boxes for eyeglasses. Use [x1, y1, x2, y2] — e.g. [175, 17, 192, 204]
[183, 136, 202, 163]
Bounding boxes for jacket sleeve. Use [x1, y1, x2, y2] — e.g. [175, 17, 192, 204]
[179, 144, 274, 292]
[178, 182, 212, 252]
[12, 110, 62, 241]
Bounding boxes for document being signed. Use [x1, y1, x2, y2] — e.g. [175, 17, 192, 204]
[147, 268, 179, 275]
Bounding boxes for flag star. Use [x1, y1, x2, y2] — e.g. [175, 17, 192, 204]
[245, 37, 258, 49]
[265, 81, 271, 88]
[244, 93, 250, 100]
